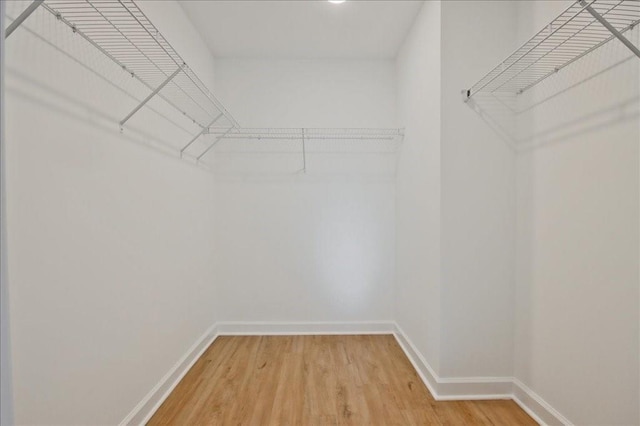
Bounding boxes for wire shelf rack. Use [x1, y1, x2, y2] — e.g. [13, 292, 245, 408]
[205, 128, 404, 173]
[39, 0, 239, 130]
[5, 0, 404, 170]
[5, 0, 240, 163]
[466, 0, 640, 99]
[206, 128, 404, 141]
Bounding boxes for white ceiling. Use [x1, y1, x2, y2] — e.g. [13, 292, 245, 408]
[179, 1, 424, 60]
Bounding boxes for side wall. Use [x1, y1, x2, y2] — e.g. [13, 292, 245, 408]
[212, 59, 397, 323]
[514, 1, 640, 424]
[440, 0, 518, 379]
[5, 2, 222, 424]
[395, 0, 442, 372]
[0, 1, 14, 424]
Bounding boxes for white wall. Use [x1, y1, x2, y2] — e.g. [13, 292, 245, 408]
[514, 1, 640, 424]
[440, 0, 518, 379]
[212, 58, 397, 323]
[214, 59, 396, 128]
[214, 179, 395, 322]
[0, 1, 14, 424]
[395, 0, 442, 371]
[4, 1, 221, 424]
[395, 0, 518, 382]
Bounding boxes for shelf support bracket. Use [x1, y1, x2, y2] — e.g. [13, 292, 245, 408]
[580, 0, 640, 59]
[119, 64, 185, 128]
[5, 0, 44, 38]
[179, 113, 223, 158]
[301, 128, 307, 174]
[197, 127, 234, 161]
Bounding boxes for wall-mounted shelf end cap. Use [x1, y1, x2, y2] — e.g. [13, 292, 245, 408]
[462, 89, 471, 103]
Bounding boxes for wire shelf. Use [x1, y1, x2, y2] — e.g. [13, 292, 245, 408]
[205, 128, 404, 141]
[466, 0, 640, 99]
[5, 0, 404, 170]
[39, 0, 239, 133]
[206, 128, 404, 175]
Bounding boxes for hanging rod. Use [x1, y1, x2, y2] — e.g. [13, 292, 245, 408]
[203, 128, 403, 174]
[205, 128, 405, 141]
[465, 0, 640, 100]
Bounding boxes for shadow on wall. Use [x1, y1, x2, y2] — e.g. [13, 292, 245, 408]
[5, 3, 402, 179]
[3, 3, 219, 169]
[467, 25, 640, 152]
[511, 21, 639, 426]
[209, 136, 402, 178]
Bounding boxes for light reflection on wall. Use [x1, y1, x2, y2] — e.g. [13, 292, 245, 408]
[314, 189, 382, 315]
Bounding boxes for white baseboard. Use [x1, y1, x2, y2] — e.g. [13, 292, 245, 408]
[120, 320, 571, 426]
[119, 320, 394, 425]
[392, 322, 572, 426]
[392, 323, 512, 401]
[119, 323, 220, 426]
[215, 320, 396, 335]
[512, 379, 573, 426]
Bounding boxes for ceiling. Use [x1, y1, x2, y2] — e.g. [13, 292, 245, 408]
[179, 1, 424, 60]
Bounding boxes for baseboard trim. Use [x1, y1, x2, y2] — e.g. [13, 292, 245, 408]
[215, 320, 396, 335]
[391, 323, 441, 398]
[121, 320, 571, 426]
[119, 323, 220, 426]
[119, 320, 394, 425]
[392, 322, 572, 425]
[391, 323, 512, 401]
[512, 379, 573, 426]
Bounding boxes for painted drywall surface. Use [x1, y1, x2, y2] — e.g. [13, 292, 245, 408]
[514, 1, 640, 424]
[0, 1, 14, 424]
[395, 0, 442, 372]
[212, 59, 397, 322]
[439, 1, 518, 378]
[214, 179, 395, 322]
[214, 59, 396, 128]
[4, 1, 221, 424]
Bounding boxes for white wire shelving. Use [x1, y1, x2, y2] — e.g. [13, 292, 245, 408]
[206, 128, 404, 173]
[463, 0, 640, 150]
[5, 0, 404, 171]
[6, 0, 240, 162]
[206, 128, 403, 141]
[465, 0, 640, 100]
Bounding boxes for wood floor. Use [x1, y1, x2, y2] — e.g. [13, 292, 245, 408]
[148, 335, 536, 425]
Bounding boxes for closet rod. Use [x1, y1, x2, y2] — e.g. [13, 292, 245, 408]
[197, 128, 234, 161]
[211, 135, 400, 141]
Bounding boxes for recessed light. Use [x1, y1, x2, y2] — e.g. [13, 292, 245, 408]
[328, 0, 346, 4]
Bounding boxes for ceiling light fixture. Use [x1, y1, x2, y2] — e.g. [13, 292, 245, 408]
[328, 0, 346, 4]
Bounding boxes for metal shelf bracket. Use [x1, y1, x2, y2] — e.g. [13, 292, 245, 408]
[301, 128, 307, 174]
[119, 64, 186, 129]
[5, 0, 43, 38]
[579, 0, 640, 59]
[197, 127, 234, 161]
[179, 114, 223, 158]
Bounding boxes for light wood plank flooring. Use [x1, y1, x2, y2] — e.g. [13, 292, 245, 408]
[148, 335, 536, 425]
